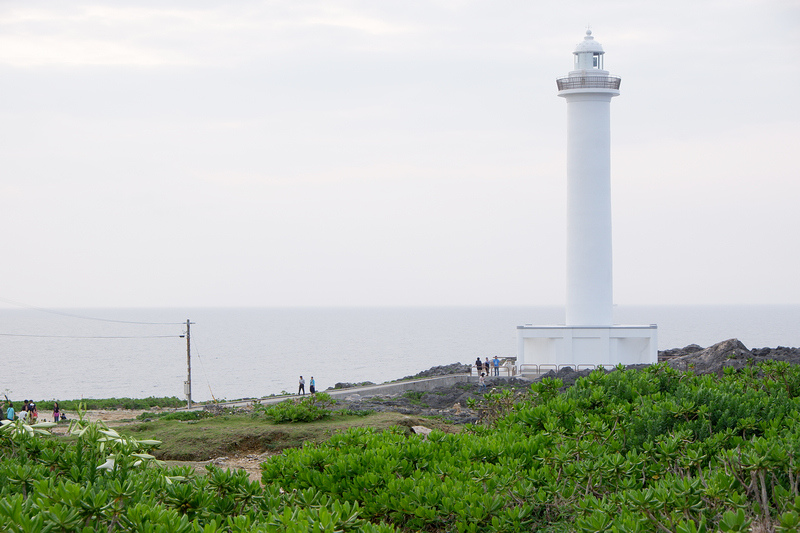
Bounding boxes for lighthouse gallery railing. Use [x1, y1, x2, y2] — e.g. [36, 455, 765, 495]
[556, 76, 621, 90]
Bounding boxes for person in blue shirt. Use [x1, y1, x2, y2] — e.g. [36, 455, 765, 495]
[493, 356, 500, 376]
[6, 402, 15, 421]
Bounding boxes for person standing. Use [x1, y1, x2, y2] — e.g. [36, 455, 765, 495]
[475, 357, 482, 376]
[298, 376, 305, 395]
[6, 402, 15, 421]
[29, 400, 37, 423]
[479, 373, 486, 392]
[309, 377, 316, 395]
[493, 356, 500, 376]
[53, 402, 60, 423]
[20, 400, 29, 421]
[483, 358, 490, 377]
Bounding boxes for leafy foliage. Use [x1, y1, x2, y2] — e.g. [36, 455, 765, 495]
[6, 362, 800, 531]
[259, 393, 337, 423]
[34, 396, 185, 411]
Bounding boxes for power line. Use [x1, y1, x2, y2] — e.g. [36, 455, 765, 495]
[0, 296, 185, 325]
[0, 333, 182, 339]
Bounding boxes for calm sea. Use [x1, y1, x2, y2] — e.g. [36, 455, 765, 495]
[2, 306, 799, 403]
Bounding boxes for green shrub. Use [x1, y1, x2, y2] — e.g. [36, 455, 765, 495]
[402, 390, 426, 406]
[261, 393, 336, 423]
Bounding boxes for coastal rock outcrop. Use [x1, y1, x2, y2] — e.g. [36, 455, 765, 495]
[664, 339, 800, 376]
[401, 363, 472, 380]
[537, 366, 595, 389]
[666, 338, 751, 375]
[331, 381, 376, 390]
[750, 346, 800, 365]
[658, 344, 703, 361]
[535, 339, 800, 386]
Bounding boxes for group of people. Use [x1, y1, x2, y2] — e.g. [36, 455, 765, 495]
[476, 356, 503, 391]
[3, 399, 66, 423]
[298, 376, 316, 395]
[476, 356, 502, 376]
[4, 399, 38, 422]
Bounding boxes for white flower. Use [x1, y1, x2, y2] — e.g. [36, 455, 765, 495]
[97, 457, 116, 471]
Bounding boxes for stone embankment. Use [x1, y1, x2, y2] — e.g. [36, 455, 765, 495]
[330, 363, 471, 390]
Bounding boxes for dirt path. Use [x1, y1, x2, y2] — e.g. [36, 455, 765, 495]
[46, 409, 147, 434]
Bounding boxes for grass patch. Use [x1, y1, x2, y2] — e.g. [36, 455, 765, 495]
[118, 411, 458, 461]
[137, 410, 213, 422]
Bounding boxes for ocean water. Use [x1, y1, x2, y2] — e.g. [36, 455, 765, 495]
[2, 305, 799, 403]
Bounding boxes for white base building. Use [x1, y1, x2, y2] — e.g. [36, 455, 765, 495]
[517, 324, 657, 373]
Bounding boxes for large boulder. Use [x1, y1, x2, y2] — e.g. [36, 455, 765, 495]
[666, 339, 752, 375]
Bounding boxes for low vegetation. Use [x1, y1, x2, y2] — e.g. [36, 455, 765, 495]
[256, 393, 371, 423]
[32, 397, 185, 412]
[4, 361, 800, 531]
[401, 390, 427, 406]
[136, 410, 214, 422]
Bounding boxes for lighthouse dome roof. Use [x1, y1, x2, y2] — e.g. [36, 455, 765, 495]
[573, 29, 605, 55]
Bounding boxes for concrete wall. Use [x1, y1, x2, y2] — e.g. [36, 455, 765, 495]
[325, 374, 473, 399]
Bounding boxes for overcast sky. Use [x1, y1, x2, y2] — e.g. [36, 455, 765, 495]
[1, 0, 798, 309]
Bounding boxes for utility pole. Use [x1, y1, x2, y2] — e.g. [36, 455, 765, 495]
[184, 319, 194, 408]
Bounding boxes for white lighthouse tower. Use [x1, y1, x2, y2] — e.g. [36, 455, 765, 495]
[562, 29, 616, 328]
[516, 31, 657, 372]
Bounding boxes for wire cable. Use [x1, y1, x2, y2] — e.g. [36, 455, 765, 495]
[189, 336, 218, 402]
[0, 333, 182, 339]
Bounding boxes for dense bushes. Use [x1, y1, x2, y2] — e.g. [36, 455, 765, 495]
[263, 362, 800, 532]
[5, 362, 800, 531]
[0, 412, 397, 532]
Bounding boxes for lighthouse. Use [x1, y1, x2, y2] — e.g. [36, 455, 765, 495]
[516, 31, 657, 372]
[559, 29, 618, 327]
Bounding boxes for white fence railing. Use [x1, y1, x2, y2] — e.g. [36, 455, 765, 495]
[518, 363, 598, 375]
